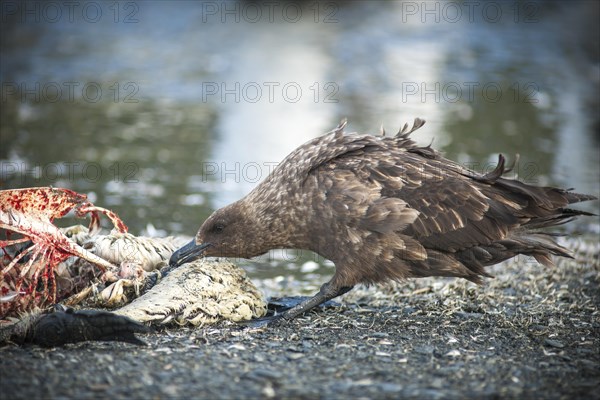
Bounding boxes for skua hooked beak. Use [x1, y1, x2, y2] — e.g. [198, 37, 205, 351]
[169, 240, 211, 267]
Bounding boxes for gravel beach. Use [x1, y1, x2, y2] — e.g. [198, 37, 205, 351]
[1, 235, 598, 400]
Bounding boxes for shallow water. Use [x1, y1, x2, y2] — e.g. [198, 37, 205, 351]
[1, 2, 599, 274]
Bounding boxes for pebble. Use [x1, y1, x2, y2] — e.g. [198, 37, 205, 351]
[378, 383, 404, 393]
[455, 311, 484, 319]
[544, 339, 565, 349]
[414, 345, 435, 355]
[286, 353, 304, 360]
[370, 332, 389, 338]
[246, 368, 283, 381]
[445, 349, 461, 357]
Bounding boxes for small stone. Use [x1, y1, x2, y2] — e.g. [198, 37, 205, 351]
[414, 345, 434, 355]
[544, 339, 565, 348]
[455, 312, 484, 319]
[262, 384, 276, 398]
[370, 332, 389, 338]
[287, 352, 304, 360]
[378, 383, 403, 393]
[431, 378, 445, 389]
[579, 359, 597, 368]
[247, 368, 283, 381]
[445, 349, 461, 357]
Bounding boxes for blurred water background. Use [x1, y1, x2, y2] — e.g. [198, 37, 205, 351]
[1, 1, 599, 282]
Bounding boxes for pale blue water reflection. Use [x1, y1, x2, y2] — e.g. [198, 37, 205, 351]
[1, 1, 598, 245]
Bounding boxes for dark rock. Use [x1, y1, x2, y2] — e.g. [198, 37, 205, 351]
[544, 339, 565, 348]
[414, 345, 435, 355]
[245, 368, 283, 381]
[370, 332, 389, 338]
[455, 311, 484, 320]
[377, 383, 404, 393]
